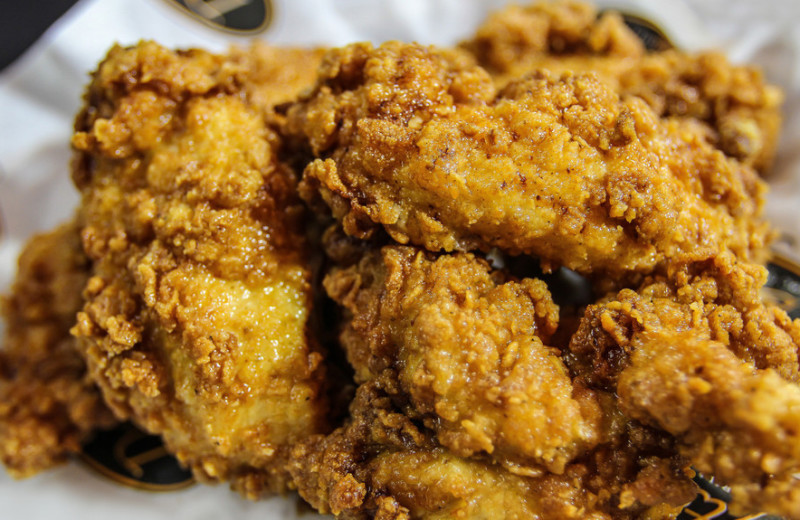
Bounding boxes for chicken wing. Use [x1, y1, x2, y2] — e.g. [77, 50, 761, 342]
[568, 252, 800, 517]
[461, 0, 783, 173]
[288, 41, 769, 279]
[0, 221, 116, 477]
[69, 41, 331, 496]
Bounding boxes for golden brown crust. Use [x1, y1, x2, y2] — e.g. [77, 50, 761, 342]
[292, 239, 696, 518]
[569, 253, 800, 386]
[283, 37, 788, 517]
[568, 253, 800, 517]
[620, 332, 800, 518]
[227, 42, 326, 151]
[461, 0, 784, 173]
[324, 245, 604, 475]
[288, 377, 693, 519]
[0, 11, 792, 518]
[69, 41, 330, 496]
[0, 221, 116, 478]
[288, 41, 769, 278]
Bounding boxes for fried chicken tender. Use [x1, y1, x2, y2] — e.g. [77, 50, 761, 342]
[289, 376, 693, 519]
[568, 252, 800, 518]
[69, 41, 330, 496]
[0, 221, 116, 477]
[461, 0, 784, 173]
[323, 243, 601, 475]
[462, 0, 645, 71]
[288, 41, 769, 278]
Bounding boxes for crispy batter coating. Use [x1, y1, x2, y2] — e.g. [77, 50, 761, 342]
[461, 0, 784, 173]
[289, 376, 693, 519]
[323, 244, 601, 475]
[620, 332, 800, 518]
[306, 236, 696, 518]
[288, 41, 769, 278]
[0, 221, 116, 478]
[569, 252, 800, 386]
[69, 41, 330, 496]
[568, 253, 800, 517]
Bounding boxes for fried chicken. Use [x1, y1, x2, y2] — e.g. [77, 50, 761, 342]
[461, 0, 783, 173]
[0, 9, 791, 519]
[292, 37, 795, 519]
[568, 252, 800, 517]
[289, 375, 694, 520]
[323, 243, 600, 475]
[301, 234, 698, 518]
[0, 221, 116, 478]
[288, 41, 769, 279]
[69, 41, 331, 496]
[313, 241, 800, 518]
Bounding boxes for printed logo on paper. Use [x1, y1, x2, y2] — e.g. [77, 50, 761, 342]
[600, 11, 673, 51]
[165, 0, 272, 33]
[80, 422, 195, 491]
[677, 469, 775, 520]
[764, 254, 800, 319]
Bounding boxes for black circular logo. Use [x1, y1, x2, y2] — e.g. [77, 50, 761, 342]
[80, 422, 194, 492]
[599, 11, 673, 51]
[165, 0, 272, 34]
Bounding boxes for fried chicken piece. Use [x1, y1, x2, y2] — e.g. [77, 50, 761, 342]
[568, 252, 800, 518]
[309, 230, 697, 518]
[461, 0, 784, 173]
[323, 243, 601, 475]
[288, 41, 769, 279]
[289, 376, 693, 519]
[0, 221, 116, 478]
[69, 41, 330, 496]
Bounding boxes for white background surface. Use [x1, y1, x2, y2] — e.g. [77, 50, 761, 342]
[0, 0, 798, 518]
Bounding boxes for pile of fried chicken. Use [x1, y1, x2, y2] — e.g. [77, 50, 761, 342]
[1, 2, 797, 519]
